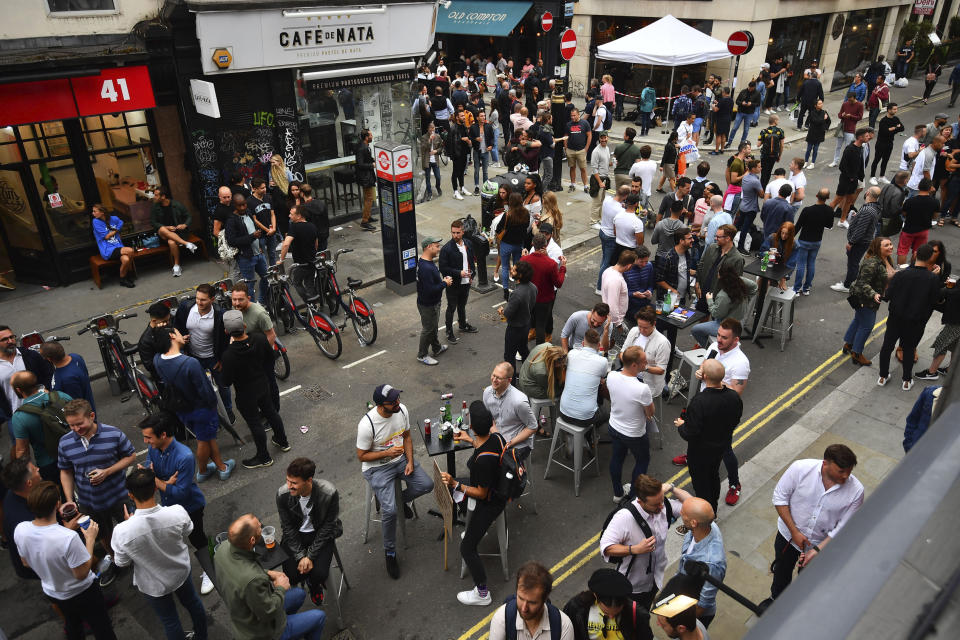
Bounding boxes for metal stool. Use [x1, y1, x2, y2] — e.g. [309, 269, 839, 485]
[328, 541, 350, 629]
[529, 397, 556, 451]
[756, 287, 796, 351]
[543, 416, 600, 497]
[333, 167, 359, 214]
[459, 497, 509, 582]
[362, 476, 417, 548]
[668, 348, 707, 406]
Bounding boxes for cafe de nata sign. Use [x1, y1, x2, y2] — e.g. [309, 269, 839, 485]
[194, 2, 437, 75]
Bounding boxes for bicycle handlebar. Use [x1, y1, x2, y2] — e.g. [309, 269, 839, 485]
[77, 327, 89, 335]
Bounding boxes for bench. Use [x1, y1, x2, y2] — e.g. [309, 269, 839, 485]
[89, 233, 208, 289]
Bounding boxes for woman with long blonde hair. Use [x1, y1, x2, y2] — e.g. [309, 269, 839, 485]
[518, 343, 567, 431]
[269, 154, 292, 233]
[537, 191, 564, 242]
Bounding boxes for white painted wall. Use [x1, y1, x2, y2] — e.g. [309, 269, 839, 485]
[1, 0, 161, 40]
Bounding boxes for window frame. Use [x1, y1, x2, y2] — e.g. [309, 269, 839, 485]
[46, 0, 118, 18]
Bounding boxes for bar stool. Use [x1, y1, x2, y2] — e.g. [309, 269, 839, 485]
[543, 416, 600, 497]
[756, 287, 796, 351]
[459, 497, 509, 582]
[333, 167, 360, 214]
[308, 173, 335, 208]
[528, 397, 556, 451]
[328, 541, 351, 629]
[668, 348, 707, 406]
[362, 476, 417, 548]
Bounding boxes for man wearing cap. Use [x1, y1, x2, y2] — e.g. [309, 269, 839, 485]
[652, 585, 708, 640]
[563, 568, 653, 640]
[537, 222, 564, 264]
[922, 113, 948, 146]
[674, 498, 726, 628]
[416, 236, 453, 366]
[355, 384, 433, 579]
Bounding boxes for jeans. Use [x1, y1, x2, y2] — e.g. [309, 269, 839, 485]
[144, 577, 208, 640]
[843, 242, 870, 289]
[878, 313, 926, 381]
[237, 253, 270, 305]
[844, 306, 876, 355]
[597, 232, 617, 289]
[792, 239, 821, 291]
[279, 588, 326, 640]
[729, 112, 752, 145]
[260, 234, 279, 265]
[445, 282, 470, 333]
[196, 355, 232, 411]
[609, 427, 650, 497]
[639, 110, 652, 136]
[417, 302, 442, 358]
[490, 133, 500, 163]
[724, 447, 739, 486]
[833, 132, 855, 164]
[796, 103, 810, 129]
[540, 156, 554, 191]
[944, 178, 960, 218]
[500, 241, 523, 294]
[735, 210, 758, 252]
[804, 142, 820, 164]
[56, 582, 117, 640]
[770, 532, 803, 599]
[754, 85, 766, 125]
[895, 60, 908, 79]
[452, 155, 467, 191]
[472, 149, 490, 187]
[691, 319, 721, 348]
[362, 456, 434, 552]
[425, 164, 442, 196]
[760, 155, 778, 190]
[237, 388, 287, 459]
[868, 107, 880, 129]
[461, 497, 506, 587]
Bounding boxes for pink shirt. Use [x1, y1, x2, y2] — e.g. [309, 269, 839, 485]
[600, 83, 616, 103]
[601, 267, 628, 325]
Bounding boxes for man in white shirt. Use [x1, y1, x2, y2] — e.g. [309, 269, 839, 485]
[629, 145, 658, 198]
[788, 157, 807, 208]
[596, 184, 629, 293]
[764, 167, 790, 200]
[559, 329, 608, 427]
[356, 384, 434, 579]
[600, 474, 692, 608]
[537, 222, 564, 263]
[112, 468, 207, 639]
[622, 308, 671, 399]
[906, 136, 942, 195]
[612, 195, 645, 264]
[487, 562, 574, 640]
[601, 251, 635, 348]
[768, 444, 864, 601]
[899, 124, 925, 171]
[591, 133, 617, 226]
[606, 347, 655, 501]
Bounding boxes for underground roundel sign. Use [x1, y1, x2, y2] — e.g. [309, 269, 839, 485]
[560, 29, 576, 61]
[377, 150, 390, 171]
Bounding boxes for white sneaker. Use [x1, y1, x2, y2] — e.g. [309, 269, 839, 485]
[869, 177, 878, 186]
[457, 587, 492, 606]
[200, 571, 215, 595]
[594, 288, 602, 296]
[622, 482, 633, 496]
[827, 161, 837, 168]
[902, 379, 914, 391]
[172, 264, 182, 277]
[838, 220, 849, 229]
[185, 242, 198, 253]
[806, 162, 815, 170]
[880, 177, 890, 184]
[829, 282, 849, 293]
[461, 186, 471, 196]
[453, 191, 464, 200]
[418, 355, 439, 366]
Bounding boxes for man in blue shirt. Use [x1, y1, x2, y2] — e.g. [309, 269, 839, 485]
[10, 371, 71, 482]
[736, 160, 764, 254]
[58, 398, 137, 587]
[39, 341, 95, 412]
[415, 237, 453, 366]
[759, 183, 795, 250]
[675, 497, 726, 629]
[623, 246, 655, 322]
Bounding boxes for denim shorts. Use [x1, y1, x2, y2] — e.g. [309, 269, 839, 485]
[178, 406, 220, 440]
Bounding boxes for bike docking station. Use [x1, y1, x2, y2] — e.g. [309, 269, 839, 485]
[374, 140, 418, 296]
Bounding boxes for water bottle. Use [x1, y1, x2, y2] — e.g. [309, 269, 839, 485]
[460, 401, 469, 428]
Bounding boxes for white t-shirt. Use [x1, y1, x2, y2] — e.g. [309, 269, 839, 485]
[546, 238, 563, 263]
[299, 496, 315, 533]
[907, 146, 936, 190]
[600, 195, 623, 237]
[701, 342, 751, 391]
[629, 160, 658, 197]
[456, 241, 470, 284]
[765, 177, 790, 200]
[437, 64, 447, 76]
[613, 211, 643, 247]
[606, 371, 653, 438]
[789, 171, 807, 202]
[677, 121, 694, 146]
[593, 105, 607, 131]
[14, 521, 94, 600]
[900, 137, 920, 171]
[356, 404, 409, 471]
[559, 348, 608, 420]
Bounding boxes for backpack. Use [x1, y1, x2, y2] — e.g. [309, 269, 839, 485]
[504, 595, 562, 640]
[601, 495, 675, 578]
[689, 178, 708, 203]
[761, 127, 783, 157]
[594, 101, 613, 131]
[476, 432, 527, 502]
[16, 391, 70, 460]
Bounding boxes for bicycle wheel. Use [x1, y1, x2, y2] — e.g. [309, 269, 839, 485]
[350, 296, 378, 346]
[321, 274, 339, 316]
[134, 369, 160, 414]
[108, 343, 132, 392]
[307, 306, 342, 359]
[274, 347, 291, 380]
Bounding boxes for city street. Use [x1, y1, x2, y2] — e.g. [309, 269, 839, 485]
[2, 84, 959, 640]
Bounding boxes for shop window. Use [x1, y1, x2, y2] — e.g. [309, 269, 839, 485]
[47, 0, 115, 12]
[0, 127, 22, 165]
[831, 8, 888, 91]
[30, 159, 90, 251]
[0, 169, 43, 253]
[18, 122, 70, 161]
[768, 15, 828, 97]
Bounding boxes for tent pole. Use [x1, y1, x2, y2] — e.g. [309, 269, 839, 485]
[666, 66, 675, 128]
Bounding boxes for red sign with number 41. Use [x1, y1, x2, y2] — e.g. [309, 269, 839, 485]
[71, 66, 156, 117]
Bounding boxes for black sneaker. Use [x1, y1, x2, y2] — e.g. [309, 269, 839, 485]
[310, 585, 324, 606]
[446, 331, 460, 344]
[938, 366, 950, 375]
[403, 502, 415, 519]
[568, 185, 575, 193]
[271, 437, 292, 452]
[119, 277, 136, 289]
[385, 553, 400, 579]
[460, 323, 479, 333]
[360, 222, 376, 231]
[98, 562, 118, 588]
[242, 455, 274, 469]
[437, 187, 442, 196]
[473, 187, 480, 196]
[915, 370, 940, 380]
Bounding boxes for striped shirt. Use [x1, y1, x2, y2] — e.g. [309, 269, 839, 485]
[57, 423, 135, 511]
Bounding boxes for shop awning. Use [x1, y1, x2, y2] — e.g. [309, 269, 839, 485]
[436, 1, 532, 37]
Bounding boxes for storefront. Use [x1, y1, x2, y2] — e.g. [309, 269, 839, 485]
[185, 1, 437, 222]
[0, 66, 167, 284]
[831, 8, 889, 91]
[768, 14, 829, 96]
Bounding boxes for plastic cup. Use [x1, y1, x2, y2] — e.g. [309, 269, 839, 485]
[77, 515, 91, 530]
[262, 526, 276, 549]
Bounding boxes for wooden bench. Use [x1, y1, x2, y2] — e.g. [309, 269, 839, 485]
[90, 233, 208, 289]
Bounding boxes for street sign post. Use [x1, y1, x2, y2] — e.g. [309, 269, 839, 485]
[541, 11, 553, 32]
[560, 28, 577, 61]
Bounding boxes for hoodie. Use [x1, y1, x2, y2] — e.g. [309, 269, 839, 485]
[220, 332, 273, 395]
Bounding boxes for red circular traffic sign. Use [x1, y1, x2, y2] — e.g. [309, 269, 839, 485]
[560, 29, 577, 61]
[541, 11, 553, 32]
[727, 31, 753, 56]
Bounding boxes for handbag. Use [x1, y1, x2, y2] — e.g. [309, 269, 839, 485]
[217, 230, 237, 260]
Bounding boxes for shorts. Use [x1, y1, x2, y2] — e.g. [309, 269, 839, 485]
[662, 164, 676, 180]
[693, 117, 704, 133]
[836, 177, 858, 196]
[897, 229, 929, 256]
[178, 406, 220, 441]
[566, 147, 587, 170]
[107, 247, 123, 261]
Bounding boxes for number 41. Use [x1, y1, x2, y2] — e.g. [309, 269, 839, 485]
[100, 78, 130, 102]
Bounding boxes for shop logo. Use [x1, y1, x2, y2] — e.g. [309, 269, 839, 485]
[212, 48, 232, 69]
[377, 151, 390, 171]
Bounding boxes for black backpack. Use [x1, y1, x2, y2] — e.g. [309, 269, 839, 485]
[601, 495, 675, 578]
[16, 390, 70, 460]
[476, 433, 528, 502]
[504, 595, 562, 640]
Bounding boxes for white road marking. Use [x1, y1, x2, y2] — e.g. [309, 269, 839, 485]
[279, 384, 302, 396]
[342, 349, 387, 369]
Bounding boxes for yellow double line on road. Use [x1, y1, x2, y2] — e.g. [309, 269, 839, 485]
[456, 315, 889, 640]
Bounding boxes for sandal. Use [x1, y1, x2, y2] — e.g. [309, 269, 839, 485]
[938, 218, 945, 226]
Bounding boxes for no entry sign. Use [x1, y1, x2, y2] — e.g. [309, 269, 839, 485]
[727, 31, 754, 56]
[560, 28, 577, 61]
[541, 11, 553, 32]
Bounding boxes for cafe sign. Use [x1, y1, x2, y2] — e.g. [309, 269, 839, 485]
[194, 3, 437, 74]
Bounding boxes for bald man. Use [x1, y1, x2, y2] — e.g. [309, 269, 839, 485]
[214, 514, 325, 640]
[213, 185, 241, 280]
[675, 497, 727, 627]
[674, 359, 742, 514]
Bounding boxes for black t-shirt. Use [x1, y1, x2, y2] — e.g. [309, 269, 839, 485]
[300, 199, 329, 231]
[213, 203, 232, 225]
[794, 204, 835, 242]
[248, 194, 273, 228]
[286, 220, 318, 264]
[566, 118, 590, 151]
[902, 195, 939, 233]
[468, 434, 505, 503]
[876, 115, 904, 145]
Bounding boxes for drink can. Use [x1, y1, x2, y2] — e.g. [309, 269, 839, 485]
[77, 515, 91, 530]
[440, 393, 454, 400]
[424, 419, 432, 439]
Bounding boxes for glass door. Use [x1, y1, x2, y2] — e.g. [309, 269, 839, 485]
[0, 166, 62, 283]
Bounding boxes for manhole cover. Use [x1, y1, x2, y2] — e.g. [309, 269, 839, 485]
[302, 384, 333, 401]
[331, 630, 357, 640]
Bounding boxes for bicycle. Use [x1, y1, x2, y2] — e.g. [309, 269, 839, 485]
[19, 331, 71, 352]
[77, 312, 160, 414]
[314, 248, 378, 346]
[266, 264, 342, 359]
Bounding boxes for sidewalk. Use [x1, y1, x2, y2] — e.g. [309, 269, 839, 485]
[653, 322, 943, 639]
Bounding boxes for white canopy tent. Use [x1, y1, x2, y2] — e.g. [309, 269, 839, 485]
[596, 15, 732, 119]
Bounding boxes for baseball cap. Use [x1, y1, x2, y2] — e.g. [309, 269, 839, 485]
[421, 235, 443, 249]
[761, 62, 770, 69]
[222, 309, 245, 335]
[936, 112, 948, 120]
[373, 384, 402, 405]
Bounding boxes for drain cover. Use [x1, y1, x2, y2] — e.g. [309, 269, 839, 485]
[302, 384, 333, 401]
[331, 630, 357, 640]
